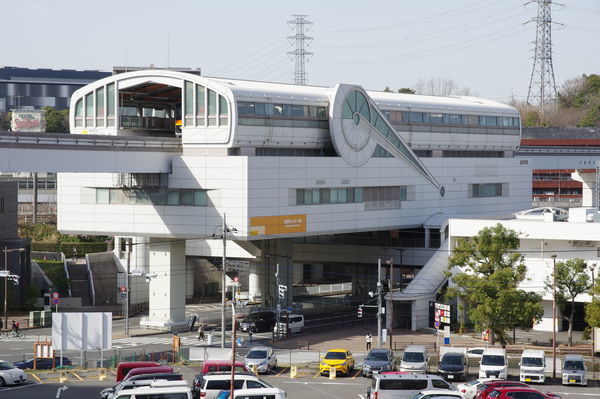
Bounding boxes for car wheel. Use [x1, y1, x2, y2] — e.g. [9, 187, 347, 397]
[0, 377, 5, 387]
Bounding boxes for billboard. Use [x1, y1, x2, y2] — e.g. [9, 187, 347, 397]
[52, 312, 112, 350]
[250, 214, 306, 236]
[11, 109, 46, 132]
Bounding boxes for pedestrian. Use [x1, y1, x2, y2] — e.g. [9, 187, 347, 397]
[248, 329, 253, 343]
[366, 332, 372, 351]
[198, 323, 205, 341]
[0, 319, 3, 330]
[72, 247, 77, 260]
[11, 320, 17, 333]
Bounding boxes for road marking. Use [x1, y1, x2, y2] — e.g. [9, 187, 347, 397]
[281, 381, 364, 386]
[351, 369, 361, 379]
[554, 393, 600, 397]
[358, 395, 367, 399]
[109, 369, 117, 375]
[0, 382, 40, 392]
[313, 370, 322, 378]
[29, 373, 43, 383]
[70, 371, 84, 381]
[274, 367, 288, 377]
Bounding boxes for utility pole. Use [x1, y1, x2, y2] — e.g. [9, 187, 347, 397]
[275, 263, 280, 340]
[124, 238, 132, 336]
[388, 258, 393, 350]
[221, 214, 227, 349]
[287, 15, 313, 85]
[32, 173, 38, 224]
[377, 258, 382, 348]
[592, 263, 596, 380]
[551, 254, 557, 379]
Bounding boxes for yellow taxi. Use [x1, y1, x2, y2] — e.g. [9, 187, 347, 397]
[319, 349, 355, 376]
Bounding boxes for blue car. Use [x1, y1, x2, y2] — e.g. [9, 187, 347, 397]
[14, 357, 71, 370]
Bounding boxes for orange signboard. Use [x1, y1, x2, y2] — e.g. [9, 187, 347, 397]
[250, 214, 306, 236]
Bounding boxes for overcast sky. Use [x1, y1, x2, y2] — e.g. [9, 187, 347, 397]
[3, 0, 598, 102]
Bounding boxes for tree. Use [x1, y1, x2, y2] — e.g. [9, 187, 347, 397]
[545, 259, 591, 346]
[447, 224, 543, 348]
[43, 106, 69, 133]
[397, 88, 415, 94]
[586, 278, 600, 329]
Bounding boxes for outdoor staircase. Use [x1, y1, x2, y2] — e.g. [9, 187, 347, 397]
[67, 261, 93, 306]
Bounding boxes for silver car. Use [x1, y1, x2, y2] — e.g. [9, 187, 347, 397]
[244, 346, 277, 374]
[0, 360, 27, 386]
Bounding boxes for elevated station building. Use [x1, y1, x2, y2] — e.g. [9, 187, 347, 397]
[3, 69, 531, 330]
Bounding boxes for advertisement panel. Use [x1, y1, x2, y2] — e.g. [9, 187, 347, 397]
[52, 312, 112, 350]
[249, 214, 306, 236]
[11, 109, 46, 132]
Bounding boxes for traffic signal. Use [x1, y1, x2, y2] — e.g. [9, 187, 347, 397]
[381, 279, 390, 293]
[278, 284, 287, 299]
[357, 305, 363, 318]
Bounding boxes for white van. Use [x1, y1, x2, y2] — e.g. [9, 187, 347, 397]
[232, 387, 286, 399]
[519, 349, 546, 383]
[399, 345, 429, 374]
[113, 380, 191, 399]
[367, 374, 454, 399]
[274, 314, 304, 335]
[478, 348, 508, 379]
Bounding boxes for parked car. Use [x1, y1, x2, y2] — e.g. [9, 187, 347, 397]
[123, 366, 174, 381]
[99, 373, 183, 399]
[476, 381, 529, 399]
[244, 346, 277, 374]
[14, 356, 71, 370]
[363, 348, 395, 377]
[319, 349, 355, 376]
[192, 364, 250, 399]
[274, 313, 304, 335]
[110, 380, 191, 399]
[399, 345, 429, 374]
[466, 348, 486, 360]
[213, 387, 286, 399]
[412, 389, 464, 399]
[115, 361, 160, 382]
[197, 372, 273, 399]
[0, 360, 27, 386]
[438, 352, 468, 381]
[457, 379, 498, 399]
[239, 311, 276, 333]
[561, 354, 587, 386]
[519, 349, 546, 384]
[478, 348, 508, 379]
[366, 373, 454, 399]
[485, 387, 559, 399]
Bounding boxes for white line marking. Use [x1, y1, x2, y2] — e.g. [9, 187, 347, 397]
[0, 383, 39, 392]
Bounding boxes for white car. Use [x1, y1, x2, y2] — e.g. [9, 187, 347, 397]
[513, 207, 568, 221]
[456, 379, 498, 399]
[0, 360, 27, 386]
[466, 348, 486, 360]
[244, 346, 277, 374]
[411, 389, 464, 399]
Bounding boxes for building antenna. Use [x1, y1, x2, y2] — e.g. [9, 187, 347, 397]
[167, 32, 170, 69]
[525, 0, 562, 114]
[287, 14, 313, 85]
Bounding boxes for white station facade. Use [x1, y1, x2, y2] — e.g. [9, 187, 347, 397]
[57, 70, 531, 330]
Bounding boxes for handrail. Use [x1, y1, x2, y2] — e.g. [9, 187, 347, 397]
[85, 254, 96, 306]
[63, 254, 72, 298]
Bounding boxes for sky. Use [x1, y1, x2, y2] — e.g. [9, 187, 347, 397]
[2, 0, 599, 103]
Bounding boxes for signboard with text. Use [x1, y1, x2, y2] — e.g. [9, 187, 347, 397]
[11, 109, 46, 132]
[430, 301, 451, 329]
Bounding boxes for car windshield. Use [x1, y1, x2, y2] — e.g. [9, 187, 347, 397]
[466, 380, 481, 387]
[522, 357, 543, 367]
[442, 355, 463, 366]
[247, 350, 267, 359]
[564, 360, 584, 370]
[244, 313, 263, 321]
[0, 362, 14, 370]
[325, 352, 346, 360]
[366, 352, 389, 361]
[403, 352, 424, 362]
[482, 355, 505, 366]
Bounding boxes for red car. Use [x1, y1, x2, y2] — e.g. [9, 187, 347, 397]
[476, 381, 530, 399]
[487, 387, 561, 399]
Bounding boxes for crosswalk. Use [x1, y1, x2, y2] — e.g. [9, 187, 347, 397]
[112, 335, 202, 348]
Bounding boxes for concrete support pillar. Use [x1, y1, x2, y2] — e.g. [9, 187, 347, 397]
[312, 264, 324, 281]
[145, 238, 187, 330]
[439, 228, 446, 244]
[292, 263, 304, 284]
[386, 297, 393, 330]
[249, 261, 261, 302]
[424, 228, 431, 248]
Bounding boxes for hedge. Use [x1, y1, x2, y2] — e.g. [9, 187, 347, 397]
[36, 260, 70, 296]
[32, 241, 108, 256]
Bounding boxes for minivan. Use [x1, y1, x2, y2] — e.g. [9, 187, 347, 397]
[124, 366, 174, 381]
[274, 313, 304, 335]
[116, 361, 160, 382]
[519, 349, 545, 383]
[239, 311, 276, 333]
[479, 348, 508, 379]
[112, 380, 191, 399]
[562, 354, 587, 386]
[198, 372, 273, 399]
[399, 345, 429, 374]
[367, 373, 454, 399]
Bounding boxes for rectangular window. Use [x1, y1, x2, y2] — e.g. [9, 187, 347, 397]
[196, 85, 206, 125]
[184, 81, 194, 126]
[0, 197, 4, 213]
[85, 92, 94, 126]
[304, 189, 313, 205]
[219, 95, 229, 126]
[400, 186, 408, 201]
[180, 189, 193, 205]
[337, 188, 347, 203]
[448, 114, 462, 125]
[167, 189, 180, 205]
[148, 189, 166, 205]
[107, 83, 115, 126]
[470, 183, 504, 198]
[311, 188, 320, 204]
[409, 112, 424, 123]
[109, 188, 121, 204]
[238, 102, 255, 116]
[96, 188, 109, 204]
[194, 190, 207, 206]
[320, 188, 330, 204]
[296, 189, 304, 205]
[428, 113, 444, 124]
[208, 89, 217, 126]
[330, 188, 338, 204]
[355, 187, 363, 202]
[96, 87, 105, 126]
[75, 99, 84, 127]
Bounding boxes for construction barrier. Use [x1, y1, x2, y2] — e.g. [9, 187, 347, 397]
[98, 368, 107, 381]
[290, 365, 297, 379]
[329, 366, 336, 379]
[59, 370, 67, 383]
[251, 364, 258, 376]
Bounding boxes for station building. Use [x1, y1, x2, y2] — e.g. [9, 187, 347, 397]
[55, 69, 531, 330]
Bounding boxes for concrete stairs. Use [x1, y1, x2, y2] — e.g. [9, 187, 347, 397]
[67, 261, 93, 306]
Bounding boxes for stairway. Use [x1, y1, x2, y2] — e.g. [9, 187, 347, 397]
[67, 261, 93, 306]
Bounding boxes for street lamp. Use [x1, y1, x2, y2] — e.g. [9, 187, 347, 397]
[551, 254, 557, 380]
[212, 213, 237, 349]
[2, 246, 25, 330]
[592, 263, 597, 380]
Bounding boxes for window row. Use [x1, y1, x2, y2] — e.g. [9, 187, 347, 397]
[95, 188, 208, 206]
[74, 83, 116, 128]
[18, 178, 56, 189]
[469, 183, 507, 198]
[183, 81, 229, 127]
[383, 110, 520, 128]
[239, 117, 328, 129]
[238, 102, 327, 119]
[294, 186, 410, 210]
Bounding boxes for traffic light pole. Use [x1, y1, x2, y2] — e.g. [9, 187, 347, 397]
[275, 263, 280, 340]
[377, 258, 382, 348]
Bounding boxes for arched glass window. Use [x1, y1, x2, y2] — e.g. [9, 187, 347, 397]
[196, 85, 205, 126]
[74, 99, 83, 127]
[85, 92, 94, 126]
[96, 87, 105, 127]
[184, 81, 194, 126]
[207, 89, 217, 126]
[219, 95, 229, 126]
[107, 83, 115, 127]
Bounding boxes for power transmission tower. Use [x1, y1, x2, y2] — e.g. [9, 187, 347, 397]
[526, 0, 560, 114]
[287, 15, 313, 85]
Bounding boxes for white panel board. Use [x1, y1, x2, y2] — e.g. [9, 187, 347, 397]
[52, 312, 112, 350]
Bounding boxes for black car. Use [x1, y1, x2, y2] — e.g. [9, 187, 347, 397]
[239, 311, 275, 333]
[14, 357, 71, 370]
[438, 352, 467, 381]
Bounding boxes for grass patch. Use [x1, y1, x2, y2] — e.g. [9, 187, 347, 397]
[36, 260, 70, 295]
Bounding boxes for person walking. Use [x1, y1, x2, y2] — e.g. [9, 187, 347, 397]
[72, 247, 77, 260]
[366, 332, 372, 350]
[0, 319, 3, 331]
[197, 323, 205, 341]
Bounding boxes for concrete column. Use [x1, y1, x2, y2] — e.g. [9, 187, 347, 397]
[249, 261, 261, 302]
[145, 238, 187, 330]
[311, 264, 324, 281]
[424, 228, 431, 248]
[386, 297, 393, 330]
[292, 263, 304, 284]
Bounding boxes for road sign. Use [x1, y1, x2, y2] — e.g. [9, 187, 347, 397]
[286, 306, 293, 313]
[119, 285, 127, 293]
[52, 292, 59, 299]
[120, 292, 127, 298]
[434, 320, 441, 329]
[52, 298, 59, 305]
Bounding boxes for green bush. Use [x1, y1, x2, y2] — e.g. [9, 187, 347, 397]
[32, 241, 107, 256]
[36, 260, 70, 296]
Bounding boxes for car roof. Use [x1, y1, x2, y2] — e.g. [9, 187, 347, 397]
[404, 345, 427, 352]
[564, 354, 584, 361]
[482, 348, 505, 355]
[326, 348, 350, 353]
[129, 372, 182, 380]
[248, 346, 272, 351]
[442, 352, 464, 358]
[369, 348, 391, 353]
[418, 390, 461, 395]
[374, 374, 443, 380]
[521, 350, 544, 357]
[118, 361, 160, 367]
[127, 366, 173, 375]
[493, 387, 541, 392]
[202, 372, 258, 380]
